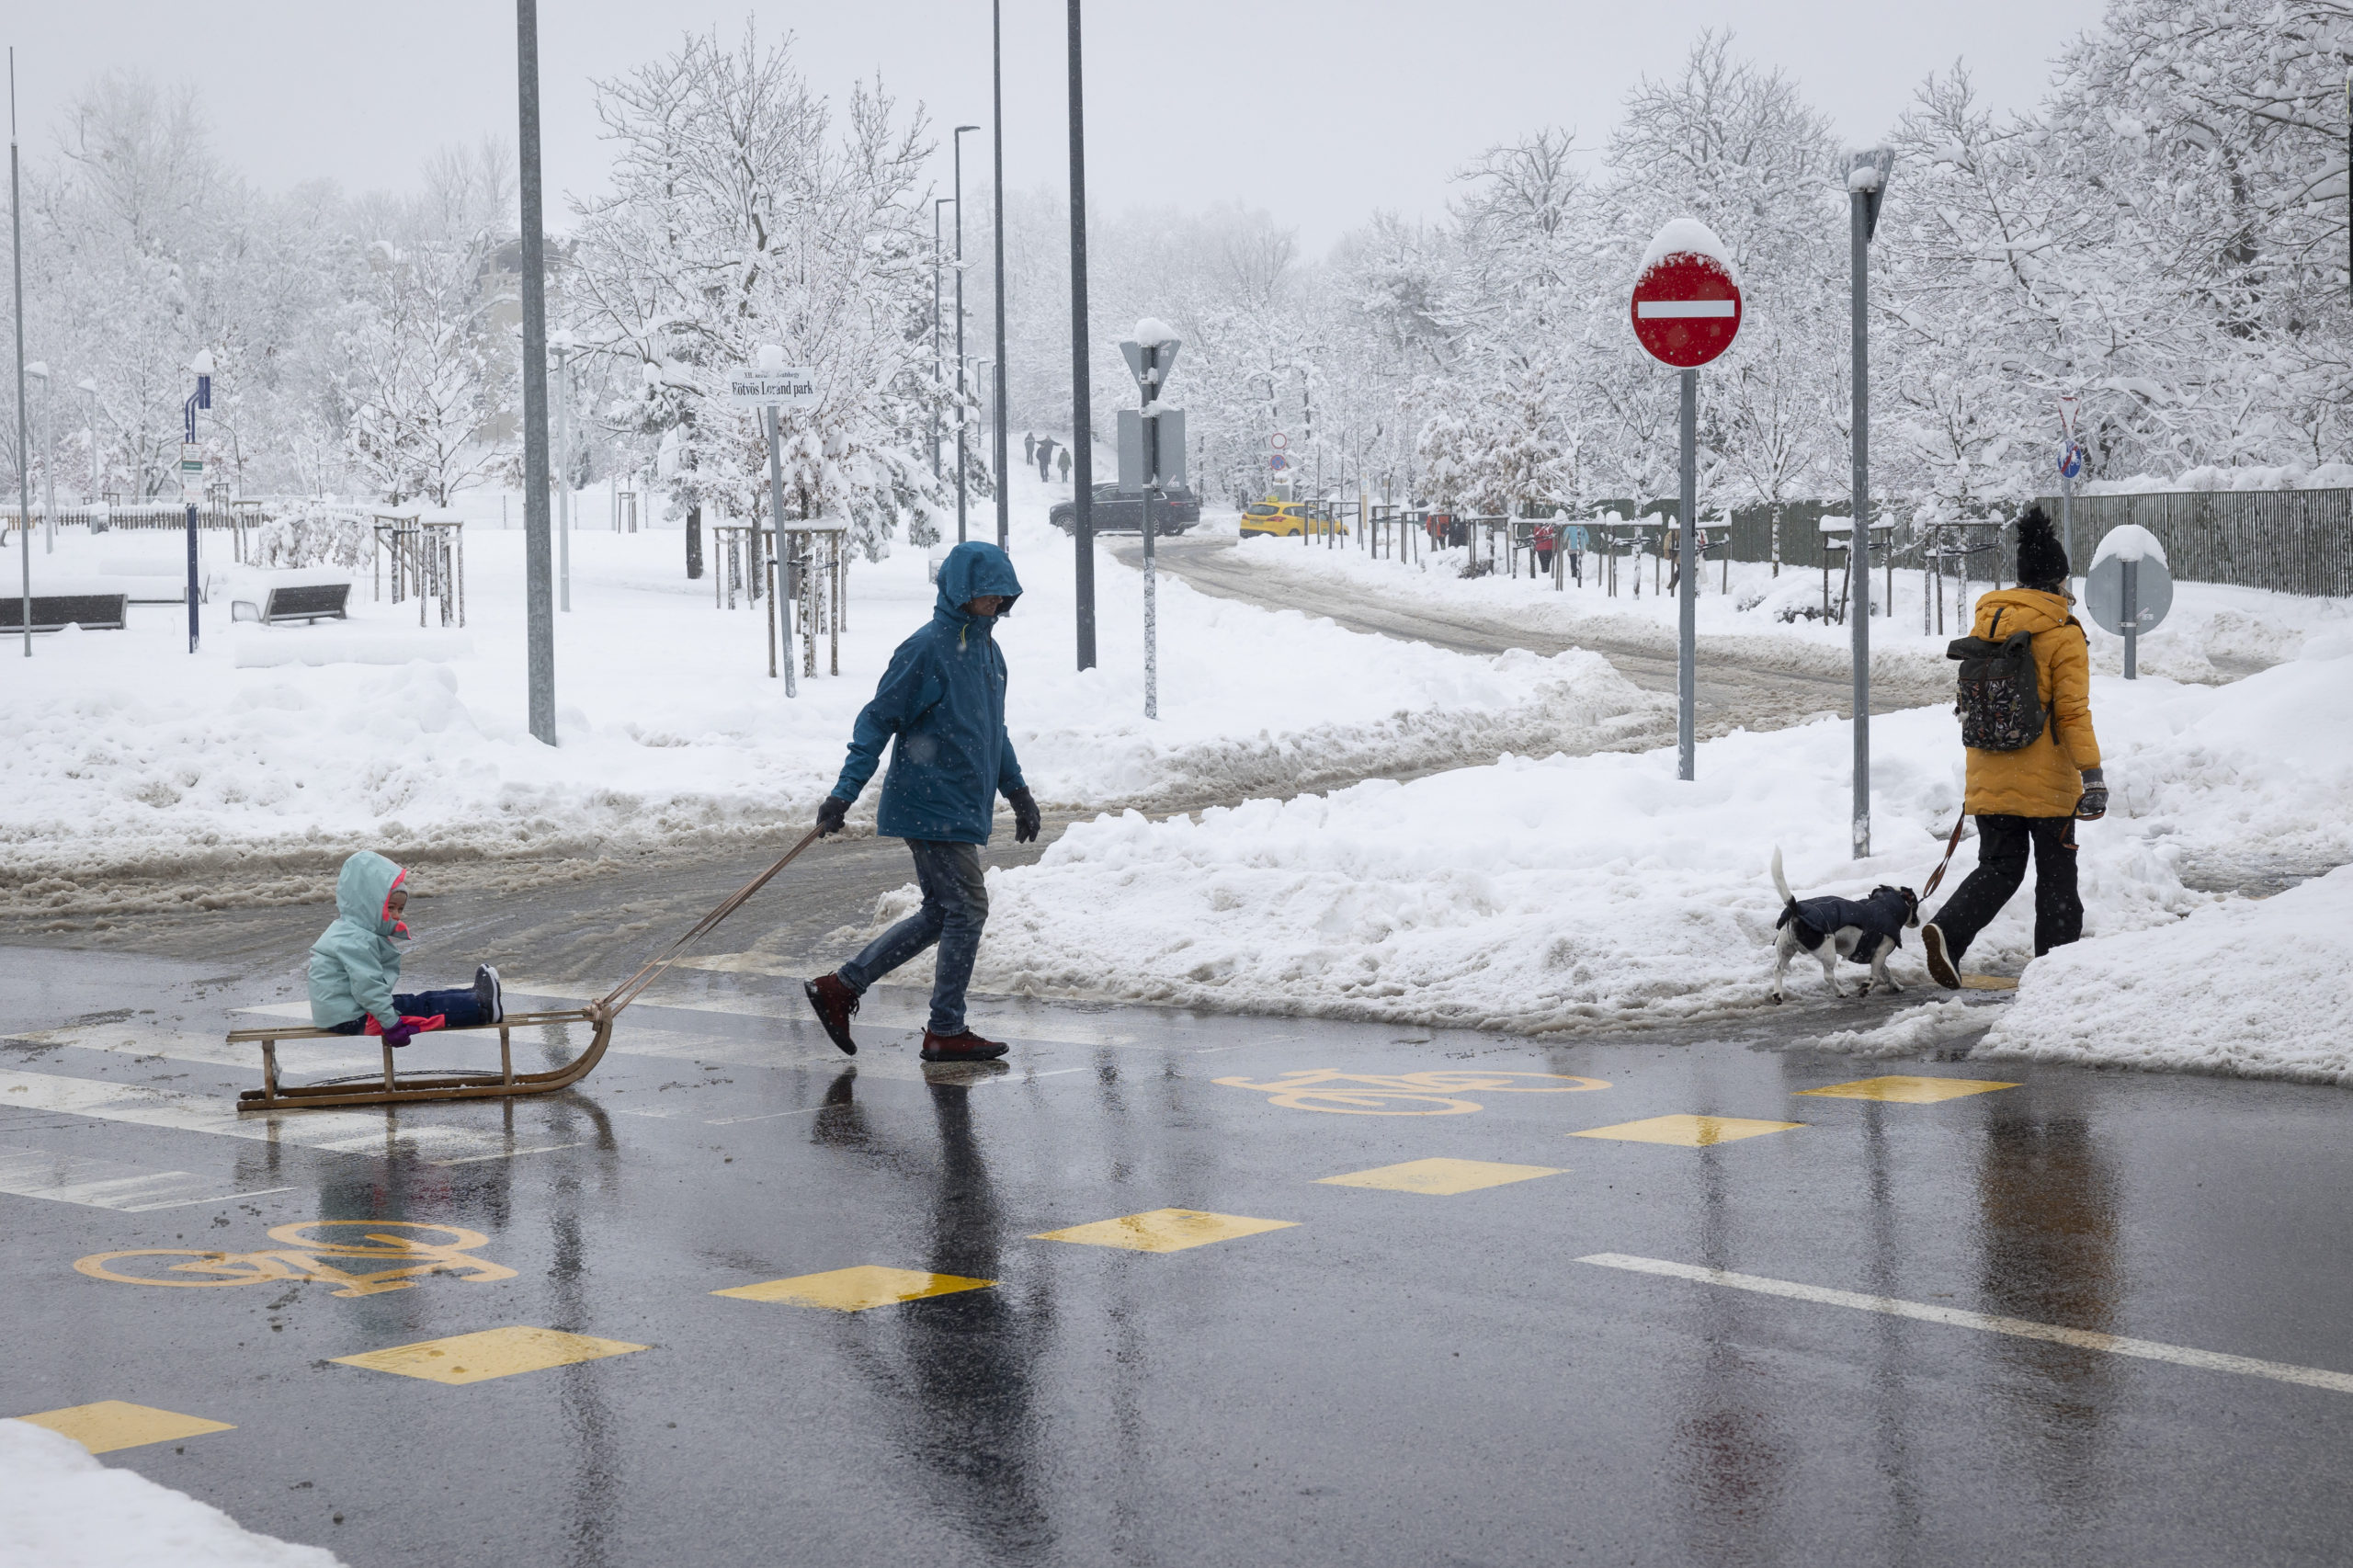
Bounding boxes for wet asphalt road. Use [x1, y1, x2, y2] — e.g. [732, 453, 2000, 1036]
[6, 946, 2353, 1567]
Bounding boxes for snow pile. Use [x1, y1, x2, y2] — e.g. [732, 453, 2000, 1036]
[1806, 998, 2002, 1058]
[0, 476, 1665, 892]
[0, 1419, 343, 1567]
[970, 640, 2353, 1051]
[2089, 524, 2165, 567]
[1636, 218, 1738, 280]
[1978, 864, 2353, 1083]
[1131, 316, 1178, 347]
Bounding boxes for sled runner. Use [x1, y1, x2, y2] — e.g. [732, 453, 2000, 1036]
[232, 828, 823, 1113]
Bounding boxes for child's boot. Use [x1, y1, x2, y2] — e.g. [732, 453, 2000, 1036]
[475, 965, 504, 1024]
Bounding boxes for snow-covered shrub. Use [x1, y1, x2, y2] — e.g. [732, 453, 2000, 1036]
[247, 506, 369, 572]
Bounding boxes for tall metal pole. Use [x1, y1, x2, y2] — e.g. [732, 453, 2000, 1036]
[993, 2, 1010, 551]
[1677, 367, 1697, 781]
[8, 49, 28, 659]
[955, 125, 977, 545]
[1848, 180, 1872, 860]
[516, 0, 557, 744]
[1066, 0, 1097, 669]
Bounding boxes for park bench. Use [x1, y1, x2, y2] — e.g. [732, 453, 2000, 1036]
[230, 1004, 614, 1113]
[0, 593, 129, 632]
[231, 582, 351, 626]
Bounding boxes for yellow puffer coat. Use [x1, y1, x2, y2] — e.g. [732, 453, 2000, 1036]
[1961, 587, 2101, 818]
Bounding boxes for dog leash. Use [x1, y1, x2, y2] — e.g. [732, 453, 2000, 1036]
[1918, 817, 1970, 902]
[597, 826, 825, 1018]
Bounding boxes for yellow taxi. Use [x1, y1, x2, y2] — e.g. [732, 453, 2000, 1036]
[1239, 499, 1347, 540]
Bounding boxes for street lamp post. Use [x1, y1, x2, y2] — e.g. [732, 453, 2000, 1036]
[1065, 0, 1096, 669]
[1847, 147, 1893, 860]
[954, 124, 979, 545]
[515, 0, 557, 744]
[992, 1, 1010, 550]
[77, 378, 97, 505]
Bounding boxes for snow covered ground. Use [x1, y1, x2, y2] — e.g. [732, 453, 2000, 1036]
[1223, 528, 2353, 685]
[0, 474, 1662, 898]
[0, 1419, 342, 1567]
[962, 627, 2353, 1068]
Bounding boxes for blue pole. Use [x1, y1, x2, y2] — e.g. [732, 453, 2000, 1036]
[184, 392, 199, 653]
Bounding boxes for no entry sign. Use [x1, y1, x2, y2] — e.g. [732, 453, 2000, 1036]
[1631, 221, 1742, 369]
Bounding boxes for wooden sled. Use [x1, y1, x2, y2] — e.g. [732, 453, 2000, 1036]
[233, 1005, 613, 1112]
[231, 828, 820, 1114]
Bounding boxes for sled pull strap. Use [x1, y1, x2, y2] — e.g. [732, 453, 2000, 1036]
[598, 826, 825, 1017]
[1919, 816, 1970, 902]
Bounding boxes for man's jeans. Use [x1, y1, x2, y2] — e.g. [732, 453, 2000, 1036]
[838, 839, 989, 1035]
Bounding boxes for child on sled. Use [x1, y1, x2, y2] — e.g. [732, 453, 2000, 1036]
[309, 850, 503, 1047]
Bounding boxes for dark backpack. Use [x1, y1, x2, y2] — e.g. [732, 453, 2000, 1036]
[1947, 608, 2048, 751]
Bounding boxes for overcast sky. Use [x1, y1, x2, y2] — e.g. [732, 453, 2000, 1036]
[16, 0, 2109, 251]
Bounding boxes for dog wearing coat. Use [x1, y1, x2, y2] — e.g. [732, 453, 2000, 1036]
[1767, 848, 1920, 1003]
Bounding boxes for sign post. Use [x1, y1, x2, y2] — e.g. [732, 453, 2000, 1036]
[1846, 147, 1893, 858]
[181, 351, 213, 654]
[1118, 322, 1181, 721]
[2057, 393, 2082, 591]
[730, 354, 822, 698]
[1631, 220, 1743, 783]
[2084, 532, 2172, 682]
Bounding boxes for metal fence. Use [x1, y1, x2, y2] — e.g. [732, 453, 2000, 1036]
[2029, 488, 2353, 598]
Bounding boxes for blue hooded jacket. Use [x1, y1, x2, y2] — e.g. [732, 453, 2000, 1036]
[309, 850, 408, 1029]
[830, 541, 1027, 845]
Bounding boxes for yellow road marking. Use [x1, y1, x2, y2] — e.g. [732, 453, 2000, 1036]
[333, 1326, 645, 1385]
[713, 1265, 995, 1312]
[1032, 1208, 1299, 1253]
[14, 1400, 233, 1454]
[1796, 1074, 2018, 1103]
[1317, 1157, 1564, 1195]
[1572, 1114, 1802, 1147]
[76, 1221, 515, 1298]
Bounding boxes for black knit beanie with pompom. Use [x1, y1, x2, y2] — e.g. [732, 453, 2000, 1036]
[2015, 505, 2069, 590]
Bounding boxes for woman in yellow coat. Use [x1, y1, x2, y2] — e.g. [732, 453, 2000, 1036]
[1922, 507, 2107, 986]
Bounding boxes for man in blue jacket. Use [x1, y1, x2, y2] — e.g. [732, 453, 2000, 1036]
[803, 541, 1041, 1062]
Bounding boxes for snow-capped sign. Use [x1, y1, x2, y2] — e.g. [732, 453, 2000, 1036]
[179, 442, 204, 501]
[1631, 220, 1742, 369]
[726, 368, 820, 409]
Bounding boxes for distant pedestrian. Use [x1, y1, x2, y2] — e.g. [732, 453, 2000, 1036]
[1023, 432, 1037, 468]
[1532, 521, 1556, 575]
[1921, 506, 2105, 988]
[803, 541, 1041, 1062]
[1036, 437, 1054, 482]
[1665, 524, 1709, 591]
[1056, 447, 1071, 483]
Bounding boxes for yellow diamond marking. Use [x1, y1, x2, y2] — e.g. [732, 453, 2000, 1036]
[1031, 1208, 1299, 1253]
[712, 1266, 995, 1312]
[1796, 1074, 2018, 1103]
[331, 1325, 645, 1385]
[1572, 1114, 1802, 1147]
[13, 1401, 233, 1455]
[1317, 1157, 1564, 1195]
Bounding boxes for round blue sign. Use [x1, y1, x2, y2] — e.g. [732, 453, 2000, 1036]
[2058, 443, 2084, 479]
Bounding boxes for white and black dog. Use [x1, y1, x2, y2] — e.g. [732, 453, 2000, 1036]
[1767, 848, 1920, 1003]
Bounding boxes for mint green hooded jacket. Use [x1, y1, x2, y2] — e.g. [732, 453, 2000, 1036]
[309, 851, 409, 1029]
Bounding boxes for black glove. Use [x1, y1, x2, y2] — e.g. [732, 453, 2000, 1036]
[2075, 767, 2108, 822]
[1008, 787, 1041, 844]
[815, 795, 849, 837]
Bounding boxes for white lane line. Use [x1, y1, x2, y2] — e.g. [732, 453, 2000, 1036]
[1579, 1253, 2353, 1396]
[0, 1143, 290, 1212]
[704, 1106, 828, 1126]
[429, 1142, 585, 1166]
[0, 1067, 569, 1164]
[506, 973, 1147, 1048]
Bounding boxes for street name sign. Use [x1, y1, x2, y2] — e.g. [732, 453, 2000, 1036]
[726, 369, 820, 408]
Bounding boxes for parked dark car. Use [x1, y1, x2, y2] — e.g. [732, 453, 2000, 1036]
[1050, 483, 1200, 536]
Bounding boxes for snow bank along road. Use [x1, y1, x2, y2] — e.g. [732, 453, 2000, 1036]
[9, 946, 2353, 1567]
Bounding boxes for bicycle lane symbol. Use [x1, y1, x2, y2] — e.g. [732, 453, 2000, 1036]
[1211, 1069, 1611, 1116]
[75, 1221, 517, 1299]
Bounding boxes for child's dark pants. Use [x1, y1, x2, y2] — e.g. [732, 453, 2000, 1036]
[328, 987, 487, 1034]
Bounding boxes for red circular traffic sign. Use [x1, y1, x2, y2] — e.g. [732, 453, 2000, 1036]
[1631, 232, 1743, 369]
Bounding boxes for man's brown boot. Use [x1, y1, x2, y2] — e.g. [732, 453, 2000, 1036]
[920, 1028, 1008, 1063]
[802, 973, 860, 1055]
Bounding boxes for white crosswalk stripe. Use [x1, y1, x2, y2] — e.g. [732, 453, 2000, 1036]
[0, 1142, 290, 1211]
